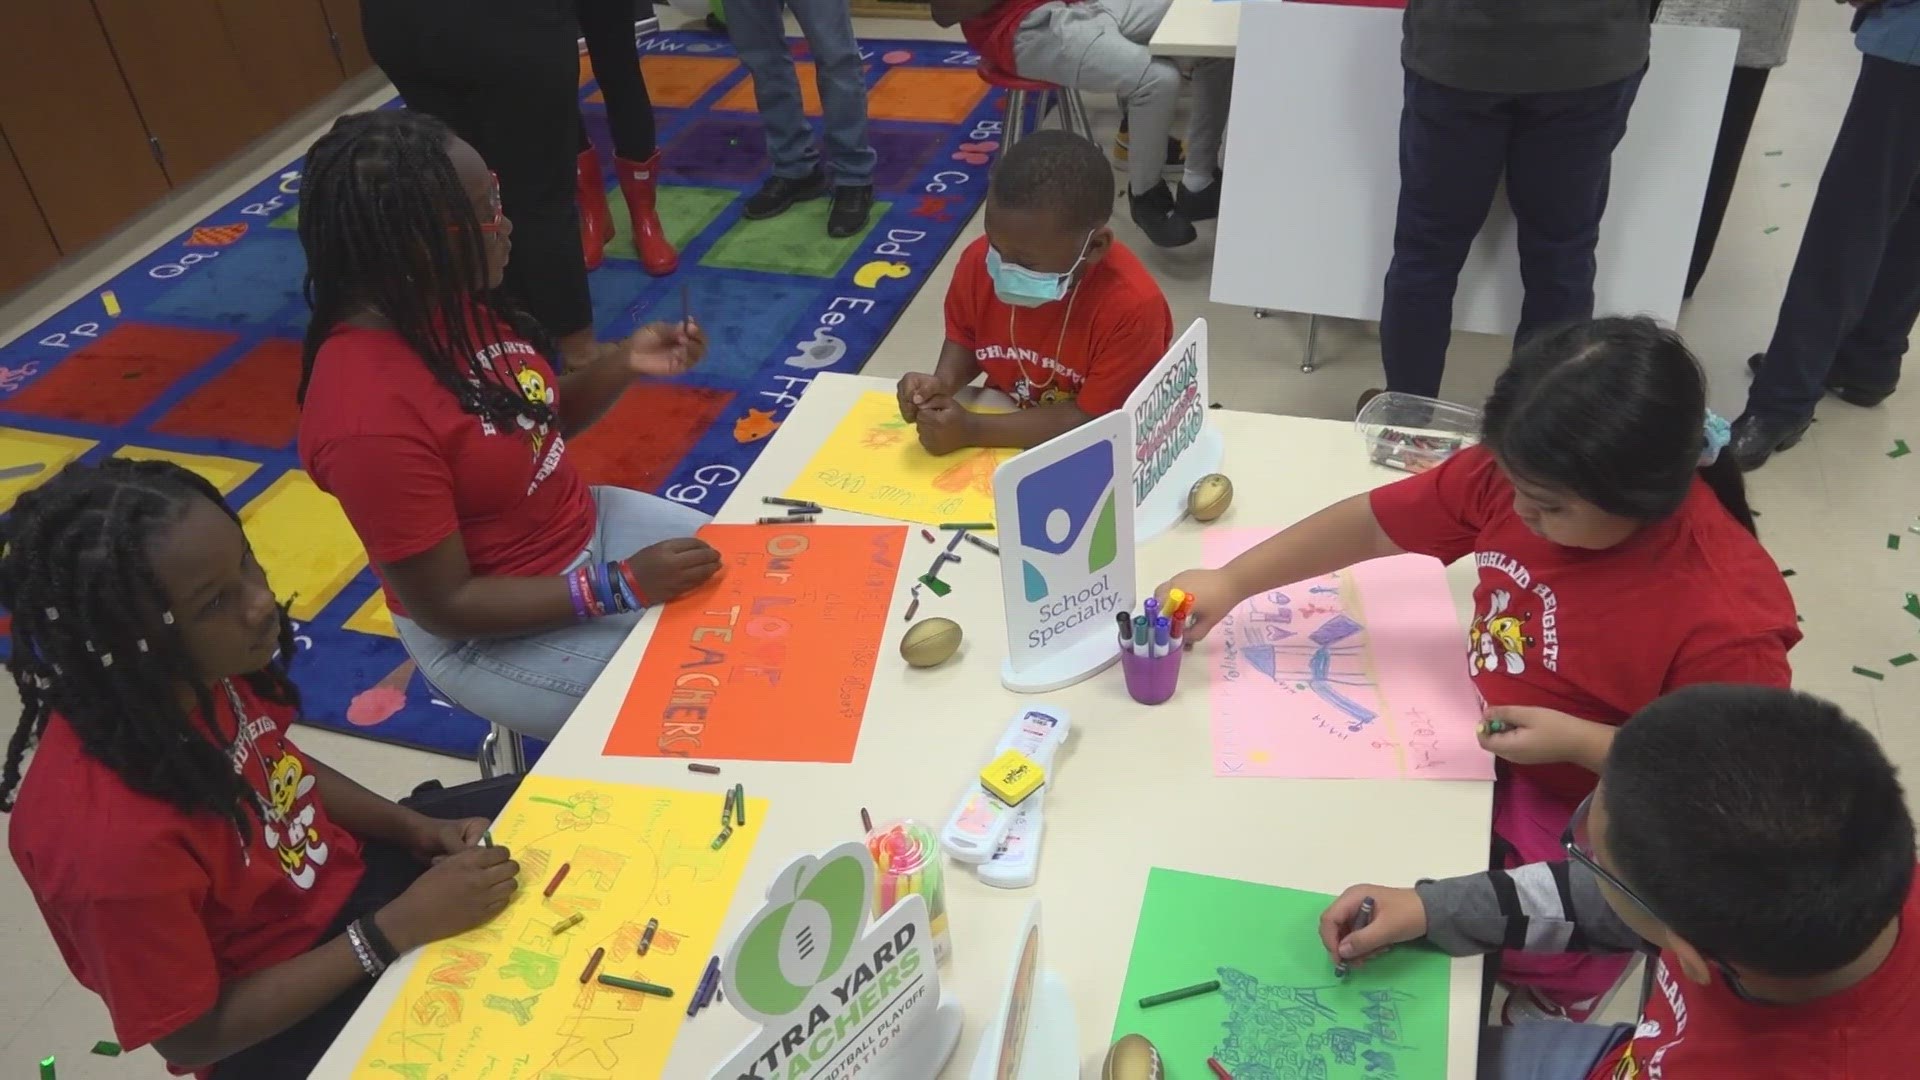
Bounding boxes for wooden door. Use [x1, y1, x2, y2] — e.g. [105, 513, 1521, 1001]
[318, 0, 374, 76]
[0, 131, 63, 294]
[0, 2, 172, 253]
[218, 0, 348, 119]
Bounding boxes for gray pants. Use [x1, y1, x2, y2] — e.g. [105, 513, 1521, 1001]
[1479, 1021, 1633, 1080]
[1010, 0, 1232, 197]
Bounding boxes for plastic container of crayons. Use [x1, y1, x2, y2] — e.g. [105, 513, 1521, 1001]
[1354, 392, 1480, 475]
[866, 818, 950, 962]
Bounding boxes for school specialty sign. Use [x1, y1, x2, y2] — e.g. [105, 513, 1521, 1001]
[1126, 319, 1224, 542]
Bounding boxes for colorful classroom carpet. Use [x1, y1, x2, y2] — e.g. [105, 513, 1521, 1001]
[0, 30, 1001, 757]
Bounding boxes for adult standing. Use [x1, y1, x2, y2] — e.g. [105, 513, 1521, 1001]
[576, 0, 679, 276]
[1375, 0, 1652, 401]
[362, 0, 599, 366]
[1730, 0, 1920, 470]
[1658, 0, 1802, 298]
[721, 0, 877, 238]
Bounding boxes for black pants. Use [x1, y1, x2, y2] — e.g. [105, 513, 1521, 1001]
[1378, 68, 1645, 398]
[1748, 54, 1920, 421]
[1686, 66, 1770, 297]
[208, 775, 522, 1080]
[578, 0, 658, 161]
[363, 0, 593, 337]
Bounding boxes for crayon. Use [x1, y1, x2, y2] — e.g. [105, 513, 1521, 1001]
[690, 955, 722, 1015]
[861, 807, 874, 833]
[544, 862, 571, 898]
[40, 1056, 55, 1080]
[903, 595, 921, 621]
[639, 917, 659, 955]
[552, 912, 585, 935]
[964, 532, 999, 555]
[101, 290, 120, 318]
[938, 522, 994, 531]
[759, 515, 812, 524]
[918, 574, 951, 597]
[1208, 1059, 1233, 1079]
[1138, 980, 1221, 1008]
[763, 496, 820, 509]
[722, 787, 736, 827]
[580, 946, 606, 984]
[688, 762, 722, 775]
[921, 528, 936, 542]
[478, 830, 493, 848]
[597, 974, 673, 997]
[712, 826, 733, 849]
[1335, 896, 1376, 978]
[787, 507, 817, 516]
[734, 783, 746, 826]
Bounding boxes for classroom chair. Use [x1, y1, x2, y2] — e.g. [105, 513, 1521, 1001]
[478, 721, 530, 779]
[976, 61, 1093, 146]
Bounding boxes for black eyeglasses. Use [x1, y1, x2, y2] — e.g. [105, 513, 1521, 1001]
[1563, 792, 1658, 919]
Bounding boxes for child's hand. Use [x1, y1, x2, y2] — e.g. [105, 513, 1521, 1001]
[897, 372, 946, 422]
[915, 396, 976, 455]
[1318, 885, 1426, 971]
[406, 814, 491, 864]
[378, 845, 520, 952]
[1154, 568, 1243, 643]
[1478, 706, 1613, 770]
[623, 319, 706, 378]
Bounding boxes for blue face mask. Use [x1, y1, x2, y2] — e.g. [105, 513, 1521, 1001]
[986, 231, 1095, 308]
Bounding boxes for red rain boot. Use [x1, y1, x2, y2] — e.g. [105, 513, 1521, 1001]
[576, 148, 614, 271]
[616, 151, 679, 277]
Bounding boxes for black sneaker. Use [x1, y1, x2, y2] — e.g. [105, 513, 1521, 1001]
[743, 168, 828, 220]
[1175, 172, 1222, 223]
[1747, 352, 1896, 408]
[1129, 183, 1197, 248]
[827, 184, 875, 238]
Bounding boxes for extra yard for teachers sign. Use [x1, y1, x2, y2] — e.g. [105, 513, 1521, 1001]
[1126, 319, 1223, 542]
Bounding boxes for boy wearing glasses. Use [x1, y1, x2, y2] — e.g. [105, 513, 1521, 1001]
[1319, 684, 1920, 1077]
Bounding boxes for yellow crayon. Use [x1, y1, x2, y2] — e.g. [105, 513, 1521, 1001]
[101, 291, 121, 318]
[552, 912, 585, 935]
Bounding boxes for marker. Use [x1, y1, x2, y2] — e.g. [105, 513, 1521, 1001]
[551, 912, 585, 934]
[1170, 609, 1186, 646]
[638, 917, 659, 955]
[1132, 616, 1150, 656]
[763, 496, 820, 510]
[544, 862, 572, 898]
[1138, 980, 1221, 1008]
[1117, 611, 1133, 646]
[1334, 896, 1376, 978]
[579, 946, 606, 984]
[597, 974, 674, 997]
[938, 522, 994, 531]
[1153, 616, 1171, 657]
[1166, 587, 1187, 614]
[1144, 596, 1160, 626]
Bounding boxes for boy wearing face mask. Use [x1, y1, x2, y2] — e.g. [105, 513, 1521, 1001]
[896, 131, 1173, 454]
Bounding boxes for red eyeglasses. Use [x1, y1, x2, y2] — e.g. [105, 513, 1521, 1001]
[454, 171, 506, 235]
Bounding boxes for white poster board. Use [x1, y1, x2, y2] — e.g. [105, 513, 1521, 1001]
[992, 410, 1136, 693]
[1211, 4, 1737, 333]
[715, 843, 961, 1080]
[966, 901, 1076, 1080]
[1125, 318, 1224, 542]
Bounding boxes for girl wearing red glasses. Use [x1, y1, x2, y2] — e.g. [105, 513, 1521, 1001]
[295, 110, 721, 743]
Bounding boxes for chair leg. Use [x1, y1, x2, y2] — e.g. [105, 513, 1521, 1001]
[506, 730, 529, 774]
[1004, 88, 1027, 145]
[477, 725, 500, 780]
[1061, 90, 1093, 141]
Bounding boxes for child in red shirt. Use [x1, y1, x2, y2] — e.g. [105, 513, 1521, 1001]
[1321, 685, 1920, 1080]
[1160, 317, 1800, 1019]
[2, 459, 523, 1079]
[897, 130, 1173, 453]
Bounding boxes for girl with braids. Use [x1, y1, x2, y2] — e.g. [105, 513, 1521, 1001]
[3, 458, 523, 1078]
[295, 109, 719, 742]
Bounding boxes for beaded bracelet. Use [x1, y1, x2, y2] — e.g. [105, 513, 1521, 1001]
[346, 921, 386, 979]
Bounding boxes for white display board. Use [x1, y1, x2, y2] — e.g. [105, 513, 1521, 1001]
[966, 901, 1077, 1080]
[1125, 318, 1224, 543]
[993, 410, 1136, 693]
[1211, 3, 1737, 333]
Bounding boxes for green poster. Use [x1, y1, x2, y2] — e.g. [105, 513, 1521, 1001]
[1110, 868, 1452, 1079]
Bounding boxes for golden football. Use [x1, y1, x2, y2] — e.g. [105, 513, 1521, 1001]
[1102, 1034, 1165, 1080]
[900, 617, 963, 668]
[1188, 473, 1233, 522]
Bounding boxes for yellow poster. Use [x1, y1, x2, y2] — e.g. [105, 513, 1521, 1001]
[782, 391, 1016, 528]
[353, 775, 763, 1079]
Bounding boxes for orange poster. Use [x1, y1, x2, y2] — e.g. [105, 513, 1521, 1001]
[604, 524, 906, 762]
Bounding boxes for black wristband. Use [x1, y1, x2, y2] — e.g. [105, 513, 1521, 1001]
[360, 914, 400, 964]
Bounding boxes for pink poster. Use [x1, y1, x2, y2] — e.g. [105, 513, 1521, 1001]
[1206, 531, 1493, 780]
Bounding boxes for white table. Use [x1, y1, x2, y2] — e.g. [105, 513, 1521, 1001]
[314, 372, 1493, 1078]
[1148, 0, 1240, 57]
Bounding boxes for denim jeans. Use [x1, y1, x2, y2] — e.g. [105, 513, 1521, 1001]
[1379, 68, 1644, 398]
[1478, 1021, 1634, 1080]
[393, 485, 709, 741]
[720, 0, 876, 185]
[1746, 53, 1920, 421]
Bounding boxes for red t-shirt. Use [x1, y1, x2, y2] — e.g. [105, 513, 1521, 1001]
[961, 0, 1069, 74]
[1370, 446, 1800, 801]
[8, 681, 365, 1073]
[944, 235, 1173, 414]
[298, 319, 597, 616]
[1592, 871, 1920, 1079]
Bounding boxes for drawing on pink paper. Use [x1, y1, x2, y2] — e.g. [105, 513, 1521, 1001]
[1205, 531, 1493, 780]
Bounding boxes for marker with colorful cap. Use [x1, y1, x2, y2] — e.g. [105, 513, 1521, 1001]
[1132, 616, 1150, 656]
[1144, 596, 1159, 627]
[1116, 611, 1133, 647]
[1152, 616, 1171, 657]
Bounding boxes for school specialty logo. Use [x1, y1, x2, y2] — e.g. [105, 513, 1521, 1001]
[1011, 440, 1118, 602]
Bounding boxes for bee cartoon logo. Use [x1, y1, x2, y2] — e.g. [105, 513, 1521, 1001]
[1468, 588, 1536, 676]
[513, 367, 557, 460]
[261, 755, 330, 890]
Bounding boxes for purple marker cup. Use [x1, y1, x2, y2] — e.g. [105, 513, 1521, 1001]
[1119, 647, 1182, 705]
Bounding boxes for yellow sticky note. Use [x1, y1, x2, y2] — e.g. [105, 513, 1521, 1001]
[980, 748, 1045, 805]
[354, 775, 763, 1078]
[782, 391, 1016, 528]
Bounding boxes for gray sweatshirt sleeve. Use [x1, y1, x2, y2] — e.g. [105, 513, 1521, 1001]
[1412, 860, 1650, 957]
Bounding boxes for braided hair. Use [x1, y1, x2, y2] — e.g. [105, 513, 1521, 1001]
[295, 109, 555, 431]
[0, 459, 300, 841]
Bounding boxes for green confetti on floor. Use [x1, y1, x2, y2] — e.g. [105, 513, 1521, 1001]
[1764, 226, 1781, 235]
[90, 1042, 120, 1057]
[1855, 665, 1887, 681]
[1781, 568, 1796, 577]
[1890, 534, 1903, 551]
[1907, 593, 1920, 620]
[1892, 654, 1918, 667]
[1780, 181, 1791, 188]
[1891, 439, 1911, 458]
[1765, 149, 1784, 156]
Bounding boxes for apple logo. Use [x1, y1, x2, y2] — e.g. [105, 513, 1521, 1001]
[728, 846, 872, 1018]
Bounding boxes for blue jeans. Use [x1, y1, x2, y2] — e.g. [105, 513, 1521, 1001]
[1478, 1021, 1633, 1080]
[392, 485, 709, 741]
[720, 0, 875, 185]
[1379, 68, 1644, 398]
